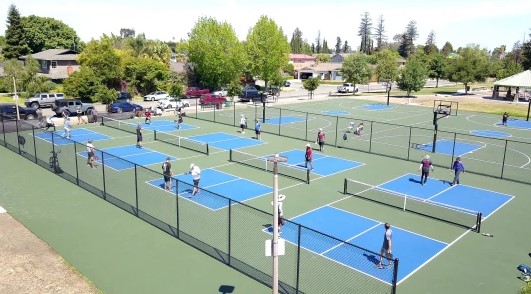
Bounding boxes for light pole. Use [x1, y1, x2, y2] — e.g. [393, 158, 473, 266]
[267, 154, 288, 294]
[13, 77, 20, 121]
[385, 80, 392, 106]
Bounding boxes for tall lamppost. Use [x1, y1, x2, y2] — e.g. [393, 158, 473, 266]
[267, 154, 288, 294]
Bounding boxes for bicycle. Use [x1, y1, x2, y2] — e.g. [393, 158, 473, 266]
[49, 150, 63, 173]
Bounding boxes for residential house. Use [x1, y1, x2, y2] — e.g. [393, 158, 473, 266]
[289, 53, 315, 63]
[19, 49, 79, 81]
[297, 62, 343, 80]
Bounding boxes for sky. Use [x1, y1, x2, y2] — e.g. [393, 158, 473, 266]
[2, 0, 531, 52]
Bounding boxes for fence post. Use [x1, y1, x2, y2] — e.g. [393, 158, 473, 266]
[1, 115, 6, 147]
[73, 142, 79, 185]
[295, 224, 302, 294]
[32, 127, 37, 163]
[15, 119, 21, 154]
[407, 126, 412, 160]
[369, 121, 374, 153]
[278, 108, 282, 136]
[334, 116, 339, 147]
[450, 132, 457, 168]
[175, 179, 179, 238]
[228, 199, 232, 266]
[135, 164, 139, 216]
[101, 151, 107, 200]
[233, 101, 236, 127]
[391, 258, 399, 294]
[50, 132, 57, 173]
[500, 140, 508, 179]
[305, 113, 308, 141]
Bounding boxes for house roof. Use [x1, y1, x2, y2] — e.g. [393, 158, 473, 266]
[289, 53, 315, 60]
[299, 62, 341, 72]
[20, 49, 78, 61]
[494, 70, 531, 87]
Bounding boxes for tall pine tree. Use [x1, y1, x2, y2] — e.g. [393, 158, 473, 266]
[290, 27, 303, 53]
[358, 12, 373, 54]
[4, 4, 30, 59]
[374, 15, 386, 52]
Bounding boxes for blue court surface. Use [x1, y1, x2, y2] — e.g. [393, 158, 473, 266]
[274, 149, 363, 176]
[321, 110, 350, 116]
[360, 104, 393, 111]
[79, 145, 175, 171]
[188, 132, 264, 150]
[264, 206, 447, 284]
[141, 120, 197, 132]
[146, 169, 272, 210]
[470, 130, 511, 138]
[265, 116, 305, 125]
[498, 119, 531, 129]
[414, 139, 482, 156]
[35, 129, 110, 145]
[379, 173, 513, 218]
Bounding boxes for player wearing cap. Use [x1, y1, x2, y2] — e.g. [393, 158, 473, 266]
[451, 157, 465, 185]
[305, 143, 313, 170]
[240, 114, 247, 134]
[162, 157, 173, 190]
[187, 163, 201, 197]
[271, 194, 286, 234]
[255, 118, 262, 140]
[316, 128, 326, 152]
[377, 223, 393, 269]
[86, 139, 95, 168]
[419, 155, 434, 185]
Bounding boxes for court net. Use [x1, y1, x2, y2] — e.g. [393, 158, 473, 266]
[343, 178, 482, 232]
[154, 130, 209, 155]
[101, 116, 137, 134]
[230, 149, 310, 184]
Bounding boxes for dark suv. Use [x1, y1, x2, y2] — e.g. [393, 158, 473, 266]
[0, 103, 38, 120]
[52, 99, 95, 117]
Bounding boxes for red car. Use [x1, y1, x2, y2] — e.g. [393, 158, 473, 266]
[185, 87, 209, 98]
[199, 93, 227, 107]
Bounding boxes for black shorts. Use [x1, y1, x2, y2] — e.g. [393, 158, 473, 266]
[164, 175, 171, 182]
[255, 130, 261, 135]
[193, 179, 200, 186]
[137, 135, 142, 142]
[318, 141, 324, 147]
[88, 152, 94, 159]
[240, 123, 246, 129]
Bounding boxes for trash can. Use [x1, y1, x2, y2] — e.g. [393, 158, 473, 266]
[224, 101, 231, 107]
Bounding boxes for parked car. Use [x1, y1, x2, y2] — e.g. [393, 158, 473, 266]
[116, 91, 132, 101]
[107, 101, 143, 113]
[284, 80, 291, 87]
[185, 87, 209, 99]
[239, 86, 261, 102]
[143, 91, 169, 101]
[199, 93, 227, 107]
[337, 83, 358, 93]
[24, 93, 65, 109]
[52, 99, 95, 117]
[157, 97, 190, 110]
[0, 103, 38, 120]
[212, 87, 228, 96]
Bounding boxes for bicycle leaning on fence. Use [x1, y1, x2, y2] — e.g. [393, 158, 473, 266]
[49, 150, 63, 173]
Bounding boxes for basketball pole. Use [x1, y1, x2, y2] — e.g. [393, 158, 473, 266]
[527, 99, 530, 121]
[432, 111, 438, 153]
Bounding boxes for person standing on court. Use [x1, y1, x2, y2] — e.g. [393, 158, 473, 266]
[144, 108, 152, 124]
[255, 118, 262, 140]
[316, 128, 326, 152]
[62, 117, 71, 139]
[419, 155, 434, 185]
[451, 157, 465, 186]
[136, 124, 143, 148]
[240, 114, 247, 134]
[377, 223, 393, 269]
[86, 139, 96, 168]
[305, 143, 314, 170]
[271, 194, 286, 234]
[162, 157, 173, 190]
[188, 163, 201, 197]
[92, 108, 98, 124]
[502, 112, 509, 126]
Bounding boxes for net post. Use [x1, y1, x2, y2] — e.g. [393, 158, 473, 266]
[206, 143, 209, 156]
[73, 142, 80, 185]
[306, 168, 310, 184]
[343, 178, 347, 194]
[476, 212, 482, 233]
[391, 258, 399, 294]
[134, 164, 139, 216]
[334, 116, 339, 147]
[175, 178, 180, 238]
[403, 194, 407, 211]
[32, 126, 37, 163]
[154, 130, 157, 141]
[500, 140, 508, 179]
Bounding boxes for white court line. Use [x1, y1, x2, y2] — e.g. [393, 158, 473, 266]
[0, 205, 6, 214]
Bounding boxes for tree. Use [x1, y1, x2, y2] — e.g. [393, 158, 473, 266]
[315, 31, 321, 53]
[374, 15, 386, 52]
[78, 37, 122, 88]
[125, 33, 148, 58]
[245, 15, 290, 90]
[4, 4, 30, 59]
[120, 28, 135, 39]
[335, 37, 342, 54]
[315, 54, 331, 63]
[342, 40, 350, 53]
[2, 59, 25, 93]
[522, 39, 531, 70]
[339, 53, 372, 89]
[303, 77, 320, 99]
[358, 12, 373, 54]
[143, 39, 172, 64]
[445, 46, 490, 94]
[188, 17, 246, 90]
[441, 41, 454, 56]
[167, 72, 185, 98]
[428, 53, 447, 87]
[375, 49, 399, 82]
[322, 38, 330, 54]
[290, 27, 304, 53]
[2, 54, 41, 94]
[424, 30, 438, 55]
[123, 56, 170, 95]
[226, 80, 242, 102]
[398, 20, 418, 58]
[302, 41, 313, 55]
[397, 54, 428, 97]
[64, 67, 106, 101]
[21, 15, 79, 53]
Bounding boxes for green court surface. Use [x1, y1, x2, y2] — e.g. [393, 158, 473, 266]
[1, 97, 530, 293]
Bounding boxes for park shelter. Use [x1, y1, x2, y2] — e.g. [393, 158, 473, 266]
[493, 70, 531, 100]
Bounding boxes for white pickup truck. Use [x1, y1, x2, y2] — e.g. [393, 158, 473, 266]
[337, 83, 359, 93]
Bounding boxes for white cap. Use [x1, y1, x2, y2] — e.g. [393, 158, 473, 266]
[319, 128, 322, 131]
[271, 194, 286, 205]
[424, 155, 430, 159]
[190, 163, 195, 168]
[241, 114, 244, 117]
[306, 143, 311, 147]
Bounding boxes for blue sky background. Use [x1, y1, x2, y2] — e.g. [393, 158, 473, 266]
[2, 0, 530, 51]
